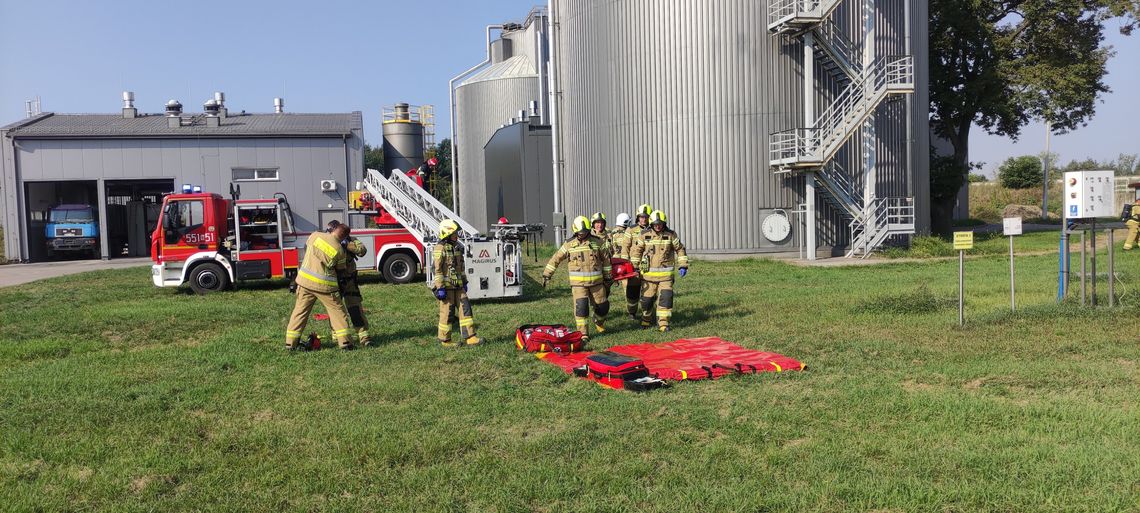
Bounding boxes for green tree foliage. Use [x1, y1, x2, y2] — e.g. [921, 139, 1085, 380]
[998, 155, 1044, 189]
[428, 138, 453, 205]
[928, 0, 1138, 235]
[364, 143, 384, 172]
[968, 173, 989, 183]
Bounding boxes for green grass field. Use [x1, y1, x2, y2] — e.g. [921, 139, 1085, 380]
[2, 236, 1139, 512]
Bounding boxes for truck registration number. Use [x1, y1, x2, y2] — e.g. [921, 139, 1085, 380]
[184, 233, 216, 244]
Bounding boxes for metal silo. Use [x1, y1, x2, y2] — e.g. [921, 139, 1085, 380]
[451, 8, 549, 232]
[549, 0, 929, 256]
[382, 103, 425, 173]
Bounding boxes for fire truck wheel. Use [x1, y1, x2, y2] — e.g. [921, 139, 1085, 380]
[189, 262, 230, 294]
[381, 253, 416, 284]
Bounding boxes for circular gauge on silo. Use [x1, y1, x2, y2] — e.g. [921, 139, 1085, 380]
[762, 212, 791, 242]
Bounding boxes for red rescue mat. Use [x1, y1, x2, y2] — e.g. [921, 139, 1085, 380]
[537, 337, 804, 391]
[515, 324, 586, 353]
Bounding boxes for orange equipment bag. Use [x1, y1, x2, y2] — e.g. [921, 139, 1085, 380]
[610, 258, 639, 281]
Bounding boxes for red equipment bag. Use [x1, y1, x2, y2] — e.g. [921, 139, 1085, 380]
[515, 324, 586, 353]
[610, 258, 639, 281]
[575, 351, 667, 391]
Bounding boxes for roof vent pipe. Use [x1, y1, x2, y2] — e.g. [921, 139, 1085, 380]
[204, 99, 220, 116]
[528, 100, 539, 119]
[395, 102, 410, 121]
[214, 91, 227, 118]
[274, 97, 284, 113]
[122, 91, 137, 119]
[165, 100, 183, 117]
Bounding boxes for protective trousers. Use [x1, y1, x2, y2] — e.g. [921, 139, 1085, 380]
[341, 277, 371, 344]
[640, 280, 674, 329]
[1125, 220, 1139, 250]
[286, 285, 354, 348]
[437, 289, 476, 343]
[573, 284, 610, 334]
[624, 275, 642, 316]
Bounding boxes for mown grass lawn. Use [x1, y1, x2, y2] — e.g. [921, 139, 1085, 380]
[1, 238, 1138, 512]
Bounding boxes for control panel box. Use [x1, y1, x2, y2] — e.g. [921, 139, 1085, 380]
[1064, 170, 1115, 219]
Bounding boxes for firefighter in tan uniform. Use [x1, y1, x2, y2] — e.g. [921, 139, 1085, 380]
[543, 216, 613, 341]
[629, 210, 689, 332]
[326, 221, 375, 347]
[433, 219, 483, 347]
[623, 204, 653, 319]
[1124, 198, 1140, 250]
[286, 224, 356, 350]
[611, 213, 632, 259]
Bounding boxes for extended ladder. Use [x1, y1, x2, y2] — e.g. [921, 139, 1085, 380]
[362, 168, 479, 242]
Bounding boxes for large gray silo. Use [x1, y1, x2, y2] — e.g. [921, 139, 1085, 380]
[452, 10, 549, 232]
[382, 103, 425, 173]
[549, 0, 929, 256]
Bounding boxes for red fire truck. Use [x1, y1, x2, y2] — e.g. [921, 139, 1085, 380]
[150, 188, 423, 294]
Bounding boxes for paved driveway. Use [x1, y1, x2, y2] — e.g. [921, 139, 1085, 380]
[0, 258, 151, 288]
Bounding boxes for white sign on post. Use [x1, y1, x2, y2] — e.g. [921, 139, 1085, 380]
[1003, 217, 1023, 236]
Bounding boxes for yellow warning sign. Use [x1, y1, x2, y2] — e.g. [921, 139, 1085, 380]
[953, 231, 974, 250]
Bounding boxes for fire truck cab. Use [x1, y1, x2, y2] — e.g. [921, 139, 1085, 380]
[150, 192, 423, 294]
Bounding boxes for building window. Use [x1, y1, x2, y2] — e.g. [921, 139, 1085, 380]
[232, 168, 280, 182]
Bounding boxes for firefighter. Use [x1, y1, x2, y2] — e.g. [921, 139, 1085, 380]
[1124, 198, 1140, 250]
[433, 219, 483, 347]
[326, 220, 374, 347]
[591, 212, 613, 258]
[285, 223, 356, 350]
[623, 203, 654, 319]
[629, 210, 689, 332]
[542, 215, 612, 341]
[611, 213, 632, 259]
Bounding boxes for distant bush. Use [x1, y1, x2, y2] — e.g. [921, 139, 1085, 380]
[998, 156, 1044, 189]
[852, 285, 955, 315]
[968, 173, 989, 182]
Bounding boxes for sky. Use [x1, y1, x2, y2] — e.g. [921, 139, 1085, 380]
[1, 0, 1137, 174]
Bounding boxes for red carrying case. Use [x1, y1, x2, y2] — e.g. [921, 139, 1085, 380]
[515, 324, 586, 353]
[610, 258, 639, 281]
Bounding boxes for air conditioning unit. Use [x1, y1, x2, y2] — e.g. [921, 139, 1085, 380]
[320, 179, 336, 192]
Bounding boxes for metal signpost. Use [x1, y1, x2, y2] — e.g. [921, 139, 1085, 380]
[953, 231, 974, 326]
[1003, 217, 1022, 311]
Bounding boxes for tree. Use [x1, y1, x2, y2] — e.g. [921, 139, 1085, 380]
[968, 172, 989, 183]
[364, 143, 384, 172]
[998, 155, 1043, 189]
[428, 138, 453, 205]
[1062, 157, 1105, 171]
[1115, 152, 1138, 176]
[928, 0, 1138, 235]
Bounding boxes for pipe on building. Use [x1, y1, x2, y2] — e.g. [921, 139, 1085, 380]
[547, 0, 564, 245]
[448, 24, 504, 214]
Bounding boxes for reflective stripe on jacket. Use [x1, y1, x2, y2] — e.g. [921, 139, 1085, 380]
[297, 232, 347, 293]
[543, 235, 611, 286]
[629, 228, 688, 283]
[432, 240, 467, 289]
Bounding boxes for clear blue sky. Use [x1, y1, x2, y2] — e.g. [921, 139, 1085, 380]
[2, 0, 1137, 170]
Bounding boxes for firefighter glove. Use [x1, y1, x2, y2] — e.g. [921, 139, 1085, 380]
[679, 267, 688, 278]
[434, 288, 447, 300]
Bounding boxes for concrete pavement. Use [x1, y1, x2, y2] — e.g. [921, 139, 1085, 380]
[0, 257, 151, 288]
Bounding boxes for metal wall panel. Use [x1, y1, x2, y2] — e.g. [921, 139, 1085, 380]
[553, 0, 927, 254]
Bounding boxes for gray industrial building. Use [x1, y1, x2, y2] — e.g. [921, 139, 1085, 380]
[455, 0, 931, 258]
[0, 93, 364, 262]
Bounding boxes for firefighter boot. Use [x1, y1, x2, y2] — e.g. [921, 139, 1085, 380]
[464, 335, 484, 346]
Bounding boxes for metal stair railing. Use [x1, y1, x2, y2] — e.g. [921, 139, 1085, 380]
[363, 168, 479, 243]
[811, 17, 862, 82]
[769, 55, 914, 168]
[815, 161, 862, 218]
[846, 197, 915, 257]
[768, 0, 844, 33]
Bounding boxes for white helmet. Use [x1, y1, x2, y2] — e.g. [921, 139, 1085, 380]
[615, 212, 631, 228]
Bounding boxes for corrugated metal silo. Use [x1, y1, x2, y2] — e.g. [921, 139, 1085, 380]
[550, 0, 928, 255]
[453, 10, 548, 232]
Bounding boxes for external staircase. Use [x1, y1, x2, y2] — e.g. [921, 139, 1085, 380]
[767, 0, 916, 258]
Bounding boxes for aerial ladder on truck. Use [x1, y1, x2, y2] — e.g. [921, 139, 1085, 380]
[361, 168, 533, 300]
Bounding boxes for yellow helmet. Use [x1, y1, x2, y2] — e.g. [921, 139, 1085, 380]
[591, 212, 607, 227]
[636, 204, 653, 218]
[650, 210, 667, 225]
[571, 215, 591, 234]
[438, 219, 460, 239]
